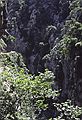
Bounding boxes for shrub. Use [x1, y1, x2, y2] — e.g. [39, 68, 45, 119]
[0, 67, 59, 120]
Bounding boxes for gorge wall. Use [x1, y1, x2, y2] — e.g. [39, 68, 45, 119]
[1, 0, 82, 106]
[6, 0, 70, 73]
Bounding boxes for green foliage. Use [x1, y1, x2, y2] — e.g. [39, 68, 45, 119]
[0, 1, 82, 119]
[0, 65, 82, 120]
[59, 35, 78, 55]
[0, 38, 7, 52]
[70, 0, 81, 11]
[56, 0, 82, 56]
[7, 35, 16, 42]
[0, 68, 18, 120]
[14, 69, 58, 110]
[59, 20, 82, 56]
[2, 34, 16, 42]
[0, 66, 59, 120]
[0, 51, 25, 69]
[54, 100, 82, 120]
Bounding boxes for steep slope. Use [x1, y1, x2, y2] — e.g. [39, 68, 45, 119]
[6, 0, 70, 74]
[6, 0, 82, 106]
[1, 0, 82, 119]
[47, 0, 82, 106]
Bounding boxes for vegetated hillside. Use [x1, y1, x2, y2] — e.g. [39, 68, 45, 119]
[0, 0, 82, 120]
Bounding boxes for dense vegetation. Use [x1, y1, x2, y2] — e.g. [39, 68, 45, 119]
[0, 0, 82, 120]
[0, 54, 82, 120]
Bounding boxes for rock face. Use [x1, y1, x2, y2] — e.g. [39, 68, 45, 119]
[6, 0, 82, 106]
[6, 0, 70, 74]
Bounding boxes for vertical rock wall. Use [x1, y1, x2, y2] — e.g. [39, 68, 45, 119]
[6, 0, 70, 74]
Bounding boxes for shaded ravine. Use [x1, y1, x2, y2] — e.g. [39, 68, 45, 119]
[6, 0, 70, 74]
[1, 0, 82, 106]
